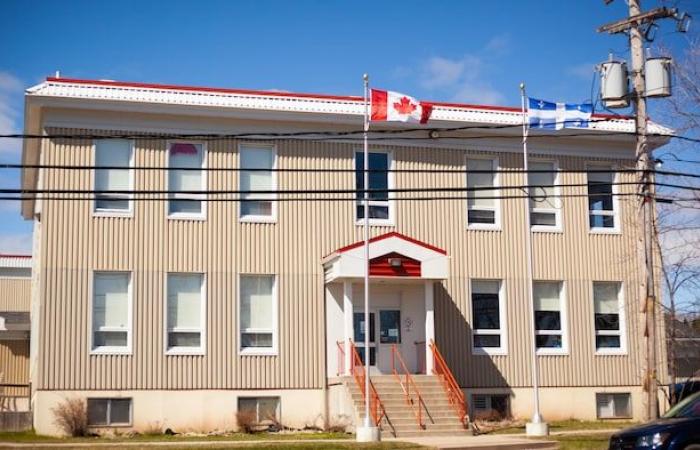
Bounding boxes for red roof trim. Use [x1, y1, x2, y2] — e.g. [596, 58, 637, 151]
[334, 232, 447, 255]
[45, 77, 365, 103]
[44, 77, 627, 118]
[0, 254, 32, 258]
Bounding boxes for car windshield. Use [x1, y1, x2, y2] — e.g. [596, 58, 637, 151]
[663, 392, 700, 419]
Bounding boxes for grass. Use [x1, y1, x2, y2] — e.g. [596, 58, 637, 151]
[548, 432, 614, 450]
[0, 430, 355, 443]
[489, 419, 635, 434]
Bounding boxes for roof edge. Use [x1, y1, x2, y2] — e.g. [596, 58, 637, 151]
[42, 77, 627, 118]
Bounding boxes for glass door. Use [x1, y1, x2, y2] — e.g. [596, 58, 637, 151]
[353, 311, 376, 366]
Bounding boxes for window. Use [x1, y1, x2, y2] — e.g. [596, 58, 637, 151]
[240, 145, 276, 221]
[168, 142, 205, 217]
[472, 394, 511, 420]
[92, 272, 131, 353]
[528, 161, 559, 229]
[166, 273, 205, 353]
[240, 275, 276, 354]
[596, 393, 631, 419]
[379, 310, 401, 344]
[588, 166, 617, 230]
[466, 158, 499, 227]
[238, 397, 280, 424]
[533, 281, 566, 352]
[355, 151, 391, 222]
[471, 280, 506, 354]
[593, 282, 625, 352]
[87, 398, 132, 426]
[94, 139, 132, 213]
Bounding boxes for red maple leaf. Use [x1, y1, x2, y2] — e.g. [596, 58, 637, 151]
[393, 96, 417, 115]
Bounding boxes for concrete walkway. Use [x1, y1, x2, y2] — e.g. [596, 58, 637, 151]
[386, 435, 557, 450]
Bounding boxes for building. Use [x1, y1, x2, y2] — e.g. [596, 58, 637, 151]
[0, 254, 32, 428]
[19, 77, 670, 436]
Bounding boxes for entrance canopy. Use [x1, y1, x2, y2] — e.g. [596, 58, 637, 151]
[323, 232, 449, 282]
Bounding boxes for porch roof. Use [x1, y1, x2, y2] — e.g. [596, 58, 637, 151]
[323, 232, 449, 282]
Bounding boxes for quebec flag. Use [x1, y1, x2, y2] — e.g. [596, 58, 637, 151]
[528, 97, 593, 130]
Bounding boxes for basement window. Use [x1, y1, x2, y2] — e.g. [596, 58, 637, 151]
[471, 394, 511, 421]
[87, 398, 132, 426]
[238, 397, 280, 424]
[596, 393, 632, 419]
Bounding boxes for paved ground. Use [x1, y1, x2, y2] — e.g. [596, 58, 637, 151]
[386, 434, 557, 450]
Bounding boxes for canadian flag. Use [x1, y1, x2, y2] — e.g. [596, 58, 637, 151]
[370, 89, 433, 124]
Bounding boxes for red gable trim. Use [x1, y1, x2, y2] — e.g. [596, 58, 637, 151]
[370, 252, 421, 277]
[43, 77, 626, 119]
[0, 254, 32, 258]
[334, 231, 447, 256]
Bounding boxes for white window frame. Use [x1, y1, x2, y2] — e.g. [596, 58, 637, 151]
[238, 274, 278, 356]
[529, 159, 562, 232]
[586, 163, 621, 234]
[238, 143, 278, 223]
[89, 271, 133, 355]
[87, 397, 133, 427]
[470, 279, 507, 356]
[164, 272, 206, 356]
[465, 155, 501, 230]
[533, 280, 569, 355]
[354, 149, 395, 227]
[166, 141, 207, 220]
[92, 139, 135, 217]
[592, 281, 628, 355]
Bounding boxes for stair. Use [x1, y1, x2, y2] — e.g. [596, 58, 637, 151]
[345, 374, 472, 437]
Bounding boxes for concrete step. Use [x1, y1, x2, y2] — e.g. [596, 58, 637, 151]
[352, 398, 458, 409]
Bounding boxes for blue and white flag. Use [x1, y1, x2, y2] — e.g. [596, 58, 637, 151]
[528, 97, 593, 130]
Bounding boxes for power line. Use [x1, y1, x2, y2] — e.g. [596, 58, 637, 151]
[0, 130, 685, 142]
[0, 192, 660, 203]
[0, 181, 669, 196]
[0, 163, 657, 174]
[0, 117, 632, 141]
[2, 163, 699, 181]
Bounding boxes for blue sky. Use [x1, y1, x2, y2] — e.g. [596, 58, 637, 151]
[0, 0, 697, 253]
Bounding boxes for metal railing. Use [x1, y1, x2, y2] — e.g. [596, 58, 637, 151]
[429, 339, 469, 427]
[348, 340, 387, 427]
[390, 344, 427, 429]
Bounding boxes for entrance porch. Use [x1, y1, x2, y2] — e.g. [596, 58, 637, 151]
[323, 232, 449, 377]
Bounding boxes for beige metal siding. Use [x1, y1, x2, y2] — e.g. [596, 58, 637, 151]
[36, 128, 665, 391]
[0, 278, 31, 312]
[0, 340, 30, 388]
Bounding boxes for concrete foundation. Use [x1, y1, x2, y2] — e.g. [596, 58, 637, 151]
[33, 389, 325, 436]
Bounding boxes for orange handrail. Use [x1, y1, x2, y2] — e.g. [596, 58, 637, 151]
[429, 339, 469, 427]
[348, 340, 387, 427]
[390, 345, 427, 429]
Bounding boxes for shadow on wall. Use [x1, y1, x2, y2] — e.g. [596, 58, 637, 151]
[435, 284, 514, 420]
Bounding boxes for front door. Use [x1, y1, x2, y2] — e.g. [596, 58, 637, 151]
[353, 311, 377, 369]
[378, 310, 401, 373]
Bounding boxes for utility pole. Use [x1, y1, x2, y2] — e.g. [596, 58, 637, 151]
[598, 0, 687, 421]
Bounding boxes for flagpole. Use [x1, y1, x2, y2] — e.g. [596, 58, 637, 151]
[363, 73, 371, 430]
[520, 83, 548, 437]
[357, 73, 379, 442]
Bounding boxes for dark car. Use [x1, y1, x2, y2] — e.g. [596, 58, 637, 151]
[608, 391, 700, 449]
